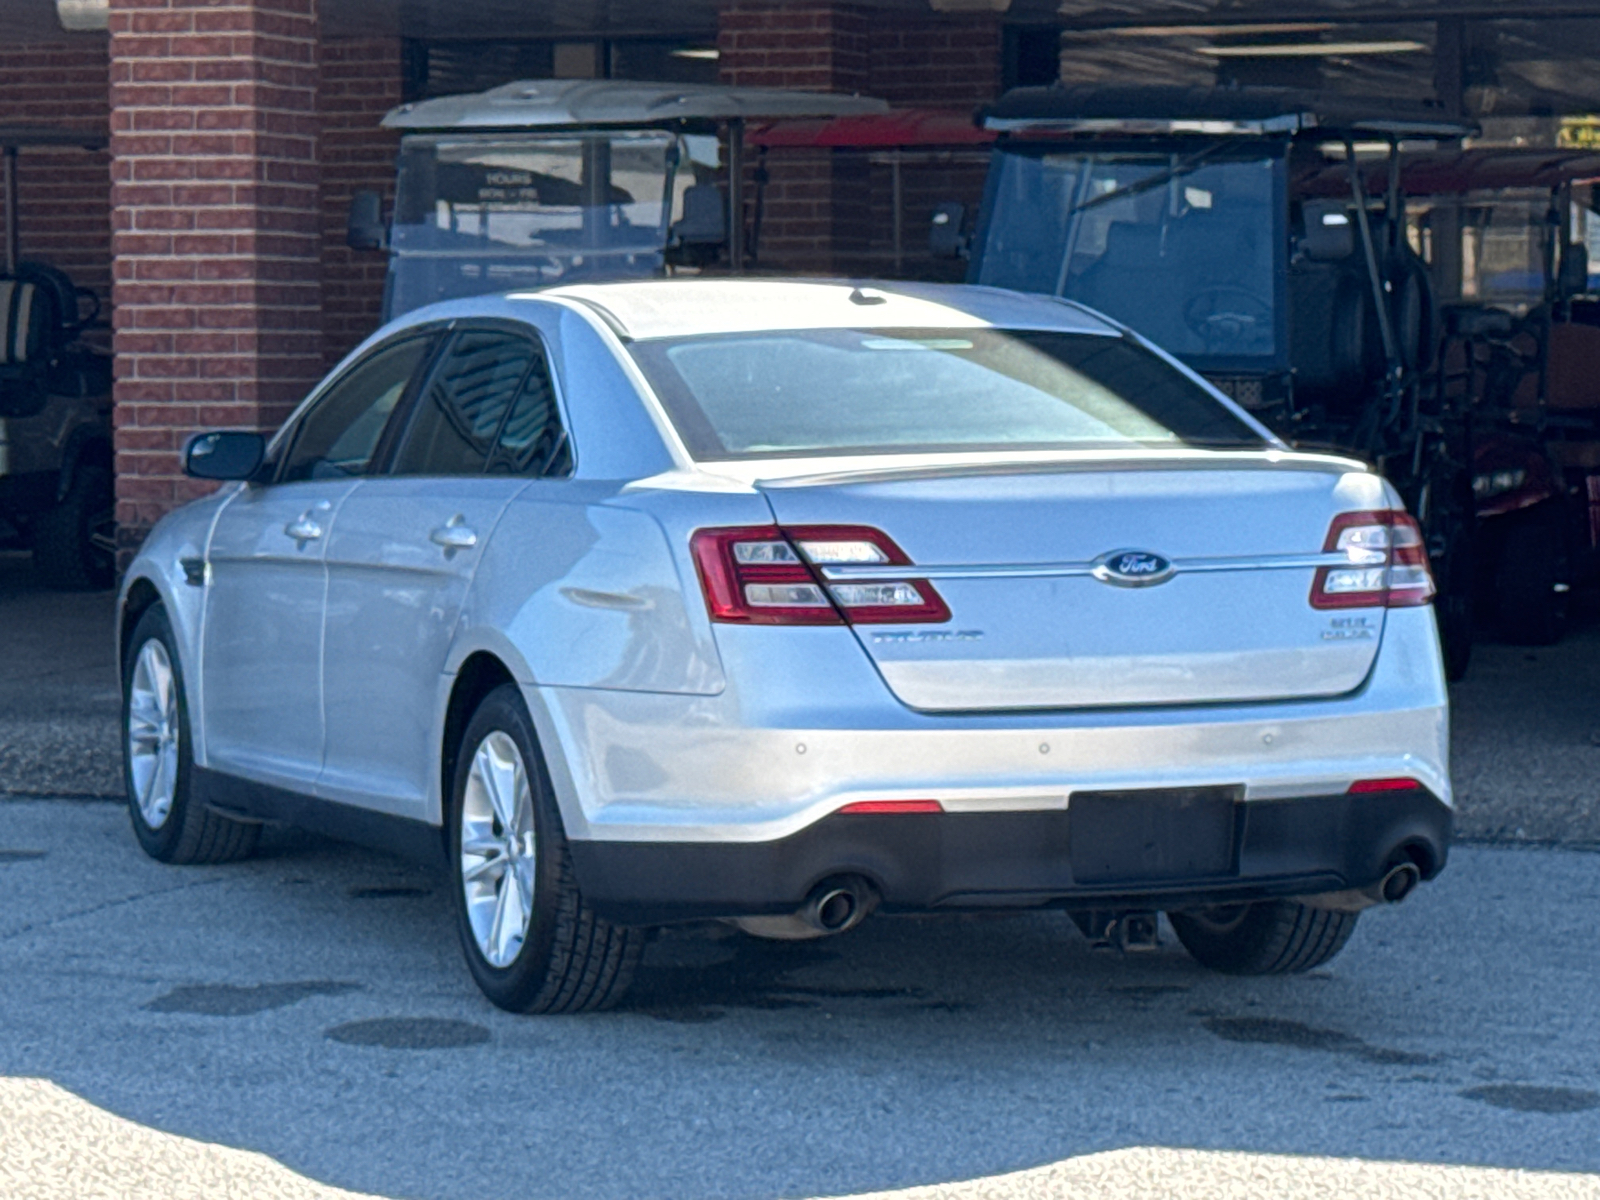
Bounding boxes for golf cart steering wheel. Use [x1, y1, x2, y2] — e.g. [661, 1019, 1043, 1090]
[1182, 287, 1272, 350]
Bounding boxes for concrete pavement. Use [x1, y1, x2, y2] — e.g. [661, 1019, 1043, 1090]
[2, 799, 1598, 1200]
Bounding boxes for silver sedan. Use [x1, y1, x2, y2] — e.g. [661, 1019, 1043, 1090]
[117, 280, 1451, 1012]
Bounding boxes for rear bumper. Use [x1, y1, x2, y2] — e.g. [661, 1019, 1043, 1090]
[569, 787, 1452, 924]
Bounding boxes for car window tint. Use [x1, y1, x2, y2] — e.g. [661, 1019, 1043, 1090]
[488, 350, 571, 477]
[281, 336, 433, 482]
[391, 331, 535, 477]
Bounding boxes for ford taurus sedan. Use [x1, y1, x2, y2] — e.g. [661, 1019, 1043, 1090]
[117, 280, 1451, 1013]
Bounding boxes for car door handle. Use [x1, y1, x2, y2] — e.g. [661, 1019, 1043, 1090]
[429, 519, 478, 551]
[284, 514, 323, 542]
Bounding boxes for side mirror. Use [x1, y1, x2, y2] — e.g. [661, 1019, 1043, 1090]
[346, 190, 387, 252]
[184, 431, 265, 481]
[1559, 243, 1590, 296]
[670, 184, 727, 247]
[1301, 201, 1355, 261]
[929, 202, 968, 260]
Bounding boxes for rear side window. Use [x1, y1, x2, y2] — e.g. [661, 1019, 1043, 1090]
[281, 335, 433, 482]
[489, 354, 571, 477]
[391, 330, 536, 476]
[626, 327, 1264, 461]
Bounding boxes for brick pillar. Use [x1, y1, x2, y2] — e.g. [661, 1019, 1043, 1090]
[319, 37, 402, 369]
[719, 2, 870, 275]
[108, 0, 322, 553]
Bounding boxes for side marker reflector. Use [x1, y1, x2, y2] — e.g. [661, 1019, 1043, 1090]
[837, 799, 945, 814]
[1347, 777, 1422, 794]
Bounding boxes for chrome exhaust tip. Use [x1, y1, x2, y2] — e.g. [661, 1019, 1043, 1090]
[1380, 861, 1421, 904]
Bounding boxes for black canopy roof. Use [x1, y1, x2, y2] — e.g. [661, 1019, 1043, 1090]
[982, 85, 1478, 141]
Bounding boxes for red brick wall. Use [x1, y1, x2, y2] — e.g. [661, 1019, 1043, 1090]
[718, 2, 869, 93]
[108, 0, 324, 546]
[0, 40, 113, 342]
[867, 14, 1001, 109]
[319, 37, 401, 368]
[720, 3, 1001, 277]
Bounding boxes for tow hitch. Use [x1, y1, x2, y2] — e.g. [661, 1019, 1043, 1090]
[1071, 909, 1161, 952]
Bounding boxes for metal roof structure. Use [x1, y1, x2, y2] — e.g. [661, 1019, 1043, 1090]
[981, 85, 1480, 140]
[384, 79, 889, 132]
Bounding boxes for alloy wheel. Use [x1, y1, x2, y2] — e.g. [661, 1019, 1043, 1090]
[460, 731, 537, 968]
[126, 639, 180, 829]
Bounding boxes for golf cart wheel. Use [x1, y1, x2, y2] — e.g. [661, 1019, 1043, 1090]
[1434, 523, 1474, 682]
[1495, 509, 1567, 646]
[123, 603, 260, 864]
[33, 464, 114, 591]
[449, 684, 644, 1014]
[1169, 900, 1359, 975]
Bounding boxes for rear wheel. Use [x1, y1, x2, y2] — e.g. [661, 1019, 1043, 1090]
[1169, 900, 1358, 975]
[123, 604, 259, 864]
[448, 684, 643, 1013]
[1495, 509, 1567, 646]
[33, 464, 114, 591]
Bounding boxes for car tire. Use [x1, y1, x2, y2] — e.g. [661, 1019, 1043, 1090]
[1168, 900, 1358, 975]
[448, 684, 644, 1014]
[33, 464, 115, 592]
[123, 603, 260, 864]
[1494, 510, 1567, 646]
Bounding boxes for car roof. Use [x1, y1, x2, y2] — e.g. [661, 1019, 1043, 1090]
[529, 279, 1121, 341]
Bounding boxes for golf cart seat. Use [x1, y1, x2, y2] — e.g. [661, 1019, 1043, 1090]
[0, 274, 60, 418]
[1545, 322, 1600, 412]
[0, 263, 109, 417]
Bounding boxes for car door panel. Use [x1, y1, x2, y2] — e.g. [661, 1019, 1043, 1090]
[318, 478, 521, 812]
[318, 327, 554, 816]
[199, 330, 440, 793]
[201, 482, 354, 788]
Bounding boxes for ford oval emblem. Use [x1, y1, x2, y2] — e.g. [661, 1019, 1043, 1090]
[1092, 549, 1176, 588]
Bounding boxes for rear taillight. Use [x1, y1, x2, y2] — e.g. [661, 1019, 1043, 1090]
[690, 524, 950, 625]
[1310, 510, 1435, 610]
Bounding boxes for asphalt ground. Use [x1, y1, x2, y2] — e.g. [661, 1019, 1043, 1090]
[2, 800, 1599, 1200]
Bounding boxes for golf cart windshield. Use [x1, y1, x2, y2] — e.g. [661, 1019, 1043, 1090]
[388, 131, 698, 317]
[974, 146, 1286, 370]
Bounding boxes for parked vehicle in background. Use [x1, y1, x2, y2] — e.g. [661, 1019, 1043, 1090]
[1391, 149, 1600, 644]
[345, 78, 888, 321]
[0, 126, 115, 590]
[117, 280, 1451, 1012]
[923, 87, 1481, 677]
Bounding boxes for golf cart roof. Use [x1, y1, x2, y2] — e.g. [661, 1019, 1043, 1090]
[0, 125, 106, 151]
[748, 108, 995, 149]
[384, 79, 890, 133]
[981, 85, 1478, 141]
[1300, 147, 1600, 197]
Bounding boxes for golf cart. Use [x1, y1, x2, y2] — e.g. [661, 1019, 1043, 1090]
[1383, 148, 1600, 643]
[347, 79, 888, 321]
[0, 126, 115, 590]
[928, 86, 1480, 677]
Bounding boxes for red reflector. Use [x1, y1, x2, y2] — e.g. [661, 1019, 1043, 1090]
[837, 799, 945, 814]
[1347, 777, 1422, 794]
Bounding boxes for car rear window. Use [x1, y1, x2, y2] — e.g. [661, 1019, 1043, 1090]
[625, 327, 1266, 461]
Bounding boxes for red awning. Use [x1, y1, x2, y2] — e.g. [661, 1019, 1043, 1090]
[748, 108, 994, 149]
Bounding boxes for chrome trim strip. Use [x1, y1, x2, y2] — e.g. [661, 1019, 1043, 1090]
[818, 552, 1344, 582]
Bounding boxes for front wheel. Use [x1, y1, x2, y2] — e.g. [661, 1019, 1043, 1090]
[1168, 900, 1358, 975]
[448, 685, 643, 1013]
[122, 604, 259, 864]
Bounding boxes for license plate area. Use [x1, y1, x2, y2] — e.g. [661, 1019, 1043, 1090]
[1069, 786, 1242, 885]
